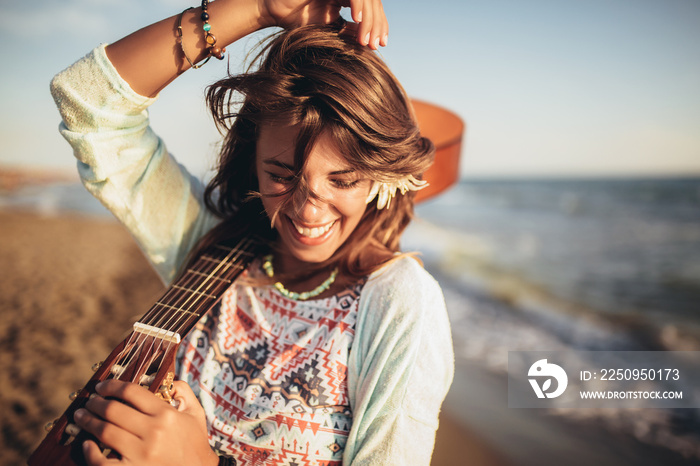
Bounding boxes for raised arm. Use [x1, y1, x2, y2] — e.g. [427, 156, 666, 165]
[106, 0, 389, 97]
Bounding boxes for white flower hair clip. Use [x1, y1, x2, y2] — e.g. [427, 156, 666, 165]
[365, 175, 428, 209]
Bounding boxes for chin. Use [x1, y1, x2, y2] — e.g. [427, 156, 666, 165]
[289, 249, 336, 265]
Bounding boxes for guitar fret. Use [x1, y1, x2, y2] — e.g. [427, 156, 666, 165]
[214, 244, 255, 256]
[154, 301, 201, 317]
[201, 255, 246, 269]
[172, 285, 217, 299]
[186, 269, 232, 283]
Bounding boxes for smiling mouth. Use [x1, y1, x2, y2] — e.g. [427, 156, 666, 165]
[290, 219, 337, 238]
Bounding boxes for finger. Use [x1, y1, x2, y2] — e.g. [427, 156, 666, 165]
[74, 408, 141, 458]
[318, 2, 342, 27]
[349, 0, 363, 24]
[377, 2, 389, 47]
[357, 0, 373, 46]
[368, 0, 388, 49]
[169, 381, 210, 434]
[82, 440, 119, 466]
[85, 394, 150, 438]
[96, 379, 168, 416]
[169, 381, 199, 413]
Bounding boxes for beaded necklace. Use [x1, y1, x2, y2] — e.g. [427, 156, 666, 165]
[262, 254, 339, 301]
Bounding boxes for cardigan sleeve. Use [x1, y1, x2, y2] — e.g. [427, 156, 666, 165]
[344, 257, 455, 465]
[50, 45, 218, 283]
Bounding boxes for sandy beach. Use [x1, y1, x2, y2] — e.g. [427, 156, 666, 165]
[0, 209, 509, 466]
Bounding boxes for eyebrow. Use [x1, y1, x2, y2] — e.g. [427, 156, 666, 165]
[263, 159, 294, 170]
[263, 159, 356, 176]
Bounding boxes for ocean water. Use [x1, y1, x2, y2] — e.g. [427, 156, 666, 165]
[403, 177, 700, 461]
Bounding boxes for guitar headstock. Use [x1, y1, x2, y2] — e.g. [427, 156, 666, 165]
[28, 332, 181, 466]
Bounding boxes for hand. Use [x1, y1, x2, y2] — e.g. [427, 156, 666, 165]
[258, 0, 388, 49]
[74, 379, 218, 466]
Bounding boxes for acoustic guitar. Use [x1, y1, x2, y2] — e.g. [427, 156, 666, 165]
[28, 101, 464, 465]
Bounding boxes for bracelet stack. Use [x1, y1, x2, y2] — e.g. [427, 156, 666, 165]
[176, 1, 226, 69]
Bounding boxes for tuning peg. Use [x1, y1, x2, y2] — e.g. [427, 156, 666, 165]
[69, 390, 81, 401]
[61, 423, 81, 446]
[44, 419, 58, 432]
[65, 424, 81, 436]
[139, 374, 155, 386]
[91, 361, 103, 372]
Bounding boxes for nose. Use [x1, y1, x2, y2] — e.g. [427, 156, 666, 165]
[292, 179, 328, 221]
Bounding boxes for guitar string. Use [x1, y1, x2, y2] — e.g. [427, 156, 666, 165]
[147, 236, 254, 338]
[125, 243, 242, 383]
[138, 237, 257, 384]
[122, 237, 253, 384]
[116, 237, 253, 385]
[118, 237, 257, 385]
[109, 238, 243, 383]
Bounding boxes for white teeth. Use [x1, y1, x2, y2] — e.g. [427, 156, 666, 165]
[292, 220, 335, 238]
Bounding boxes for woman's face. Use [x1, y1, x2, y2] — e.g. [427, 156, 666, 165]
[256, 121, 371, 271]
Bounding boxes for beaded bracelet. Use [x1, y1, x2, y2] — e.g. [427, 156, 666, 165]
[201, 0, 226, 60]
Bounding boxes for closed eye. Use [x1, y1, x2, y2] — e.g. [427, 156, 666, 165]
[266, 172, 294, 184]
[332, 179, 361, 189]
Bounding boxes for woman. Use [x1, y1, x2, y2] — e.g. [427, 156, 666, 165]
[50, 0, 454, 464]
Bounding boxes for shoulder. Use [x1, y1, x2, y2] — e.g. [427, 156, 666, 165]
[355, 255, 448, 344]
[365, 255, 441, 296]
[360, 255, 443, 314]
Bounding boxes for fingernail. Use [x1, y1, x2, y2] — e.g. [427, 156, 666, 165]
[383, 34, 388, 46]
[74, 409, 86, 421]
[363, 32, 370, 45]
[357, 10, 362, 22]
[373, 37, 380, 49]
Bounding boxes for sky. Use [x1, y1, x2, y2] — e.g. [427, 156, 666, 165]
[0, 0, 698, 179]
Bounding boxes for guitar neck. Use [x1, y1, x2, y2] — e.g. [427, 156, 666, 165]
[27, 236, 262, 466]
[138, 236, 262, 340]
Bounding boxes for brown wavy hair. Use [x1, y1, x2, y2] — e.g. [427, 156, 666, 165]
[188, 20, 434, 284]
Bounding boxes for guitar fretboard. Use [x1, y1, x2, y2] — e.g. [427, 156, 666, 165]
[136, 237, 262, 340]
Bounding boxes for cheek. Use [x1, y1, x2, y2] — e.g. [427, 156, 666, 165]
[261, 194, 284, 221]
[337, 195, 369, 225]
[258, 176, 288, 213]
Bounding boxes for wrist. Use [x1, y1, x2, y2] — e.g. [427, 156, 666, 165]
[216, 0, 275, 33]
[254, 0, 278, 29]
[207, 0, 272, 47]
